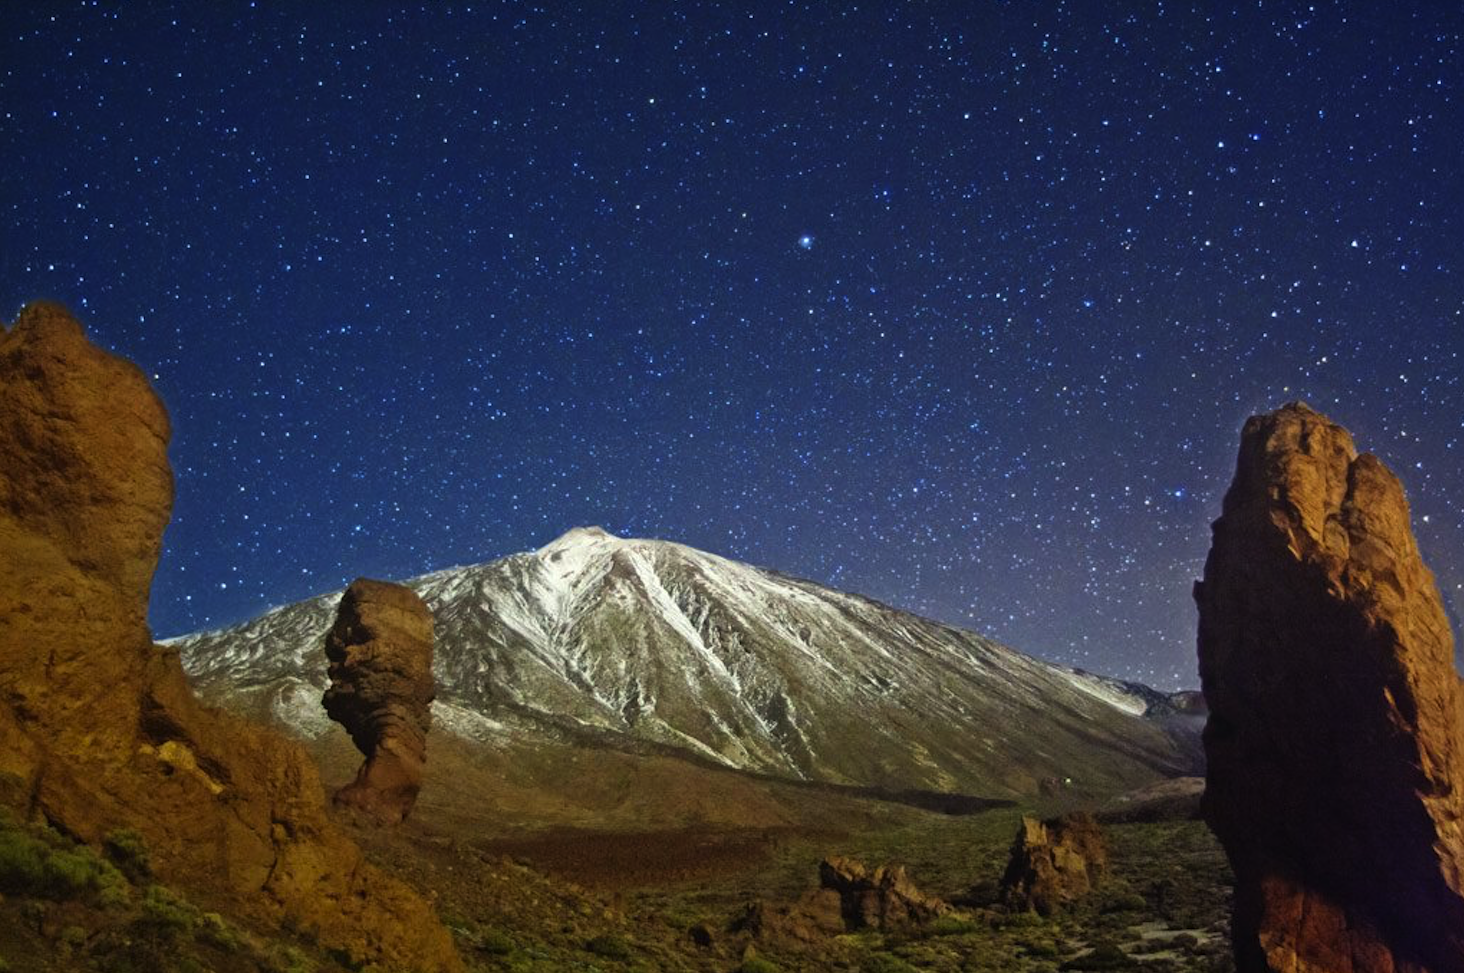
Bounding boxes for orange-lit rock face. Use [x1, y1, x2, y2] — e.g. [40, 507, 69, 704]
[1196, 402, 1464, 973]
[324, 577, 436, 824]
[999, 812, 1107, 916]
[0, 302, 461, 972]
[740, 855, 950, 945]
[0, 301, 171, 751]
[817, 856, 951, 930]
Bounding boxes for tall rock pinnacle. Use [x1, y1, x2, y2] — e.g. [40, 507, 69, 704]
[323, 578, 436, 824]
[0, 302, 461, 972]
[1195, 402, 1464, 973]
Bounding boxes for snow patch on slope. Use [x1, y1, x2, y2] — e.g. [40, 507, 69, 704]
[1058, 669, 1151, 717]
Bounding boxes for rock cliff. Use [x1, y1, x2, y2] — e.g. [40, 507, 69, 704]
[1195, 402, 1464, 973]
[0, 302, 461, 971]
[324, 577, 435, 824]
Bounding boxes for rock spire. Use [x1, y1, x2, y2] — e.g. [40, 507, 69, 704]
[323, 578, 436, 824]
[1196, 402, 1464, 973]
[0, 302, 461, 971]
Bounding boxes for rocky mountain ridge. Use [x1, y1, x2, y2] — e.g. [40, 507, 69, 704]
[176, 525, 1200, 798]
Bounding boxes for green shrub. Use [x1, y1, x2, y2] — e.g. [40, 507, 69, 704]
[585, 934, 633, 960]
[924, 914, 980, 937]
[440, 912, 473, 933]
[479, 927, 515, 955]
[1020, 938, 1062, 958]
[738, 957, 783, 973]
[0, 828, 48, 893]
[1061, 943, 1130, 971]
[99, 879, 132, 909]
[138, 884, 201, 936]
[862, 954, 920, 973]
[46, 847, 110, 896]
[0, 825, 127, 900]
[1100, 892, 1149, 914]
[103, 828, 152, 883]
[266, 945, 316, 973]
[659, 907, 699, 931]
[198, 911, 243, 951]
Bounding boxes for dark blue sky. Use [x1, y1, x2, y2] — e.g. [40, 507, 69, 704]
[3, 3, 1460, 689]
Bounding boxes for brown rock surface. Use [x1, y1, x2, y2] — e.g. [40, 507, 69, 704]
[323, 577, 435, 824]
[999, 812, 1107, 915]
[740, 855, 949, 943]
[737, 890, 846, 945]
[818, 855, 951, 929]
[0, 302, 461, 972]
[1195, 402, 1464, 973]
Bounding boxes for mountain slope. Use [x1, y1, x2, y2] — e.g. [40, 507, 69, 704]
[173, 527, 1199, 798]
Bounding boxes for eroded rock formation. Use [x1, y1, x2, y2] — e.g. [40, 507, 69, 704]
[999, 812, 1107, 915]
[819, 856, 951, 929]
[1196, 402, 1464, 973]
[740, 856, 949, 943]
[0, 302, 461, 972]
[738, 888, 844, 945]
[323, 578, 435, 824]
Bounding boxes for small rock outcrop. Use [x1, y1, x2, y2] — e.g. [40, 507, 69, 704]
[738, 891, 844, 945]
[740, 856, 949, 943]
[819, 856, 951, 929]
[323, 578, 436, 824]
[0, 303, 461, 972]
[999, 812, 1107, 915]
[1195, 402, 1464, 973]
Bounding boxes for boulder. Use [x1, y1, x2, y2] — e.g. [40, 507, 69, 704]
[999, 812, 1106, 914]
[1195, 402, 1464, 972]
[737, 891, 845, 945]
[0, 302, 461, 972]
[739, 856, 949, 944]
[323, 577, 435, 824]
[819, 855, 951, 929]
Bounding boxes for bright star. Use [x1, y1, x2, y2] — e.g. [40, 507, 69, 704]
[798, 235, 814, 249]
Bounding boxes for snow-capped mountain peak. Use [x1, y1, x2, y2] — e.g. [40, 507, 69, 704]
[538, 524, 618, 553]
[173, 531, 1200, 798]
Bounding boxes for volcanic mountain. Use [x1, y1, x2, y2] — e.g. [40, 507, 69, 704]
[174, 527, 1199, 798]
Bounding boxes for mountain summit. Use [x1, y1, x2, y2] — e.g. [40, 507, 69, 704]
[175, 527, 1199, 798]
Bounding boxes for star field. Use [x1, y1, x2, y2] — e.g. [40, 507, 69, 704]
[3, 3, 1460, 690]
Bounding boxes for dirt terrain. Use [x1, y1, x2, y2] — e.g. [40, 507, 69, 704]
[318, 730, 1234, 973]
[0, 702, 1231, 973]
[474, 827, 809, 889]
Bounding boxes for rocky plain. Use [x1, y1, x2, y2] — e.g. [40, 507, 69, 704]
[1, 302, 1461, 973]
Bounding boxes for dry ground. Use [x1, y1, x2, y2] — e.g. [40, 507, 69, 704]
[0, 726, 1232, 973]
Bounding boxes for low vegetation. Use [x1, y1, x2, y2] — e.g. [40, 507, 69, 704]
[1, 781, 1235, 972]
[333, 795, 1235, 973]
[0, 808, 359, 973]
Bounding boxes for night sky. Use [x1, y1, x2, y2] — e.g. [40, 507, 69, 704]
[3, 3, 1460, 690]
